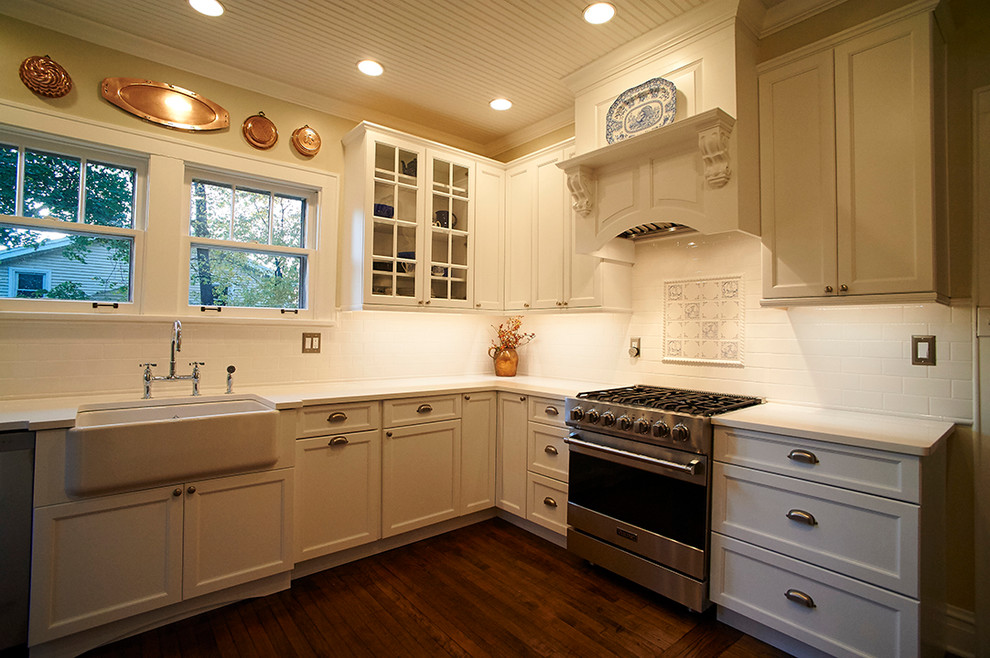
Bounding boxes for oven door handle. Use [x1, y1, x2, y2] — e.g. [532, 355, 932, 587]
[564, 435, 701, 476]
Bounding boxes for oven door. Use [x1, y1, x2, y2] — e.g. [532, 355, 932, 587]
[564, 431, 710, 580]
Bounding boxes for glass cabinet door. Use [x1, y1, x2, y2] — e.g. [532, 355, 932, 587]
[428, 155, 470, 304]
[370, 141, 420, 302]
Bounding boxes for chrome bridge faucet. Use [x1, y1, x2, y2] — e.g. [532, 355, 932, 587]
[140, 320, 204, 399]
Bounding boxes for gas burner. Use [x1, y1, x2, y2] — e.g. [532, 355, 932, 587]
[576, 385, 762, 417]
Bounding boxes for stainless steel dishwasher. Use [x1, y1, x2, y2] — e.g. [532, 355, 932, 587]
[0, 431, 34, 651]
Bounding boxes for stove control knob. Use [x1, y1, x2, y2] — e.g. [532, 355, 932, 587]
[652, 421, 670, 438]
[617, 415, 632, 431]
[671, 424, 690, 442]
[570, 406, 585, 422]
[600, 411, 616, 427]
[586, 409, 601, 424]
[634, 418, 651, 434]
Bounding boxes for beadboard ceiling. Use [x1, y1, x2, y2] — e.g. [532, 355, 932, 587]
[2, 0, 797, 156]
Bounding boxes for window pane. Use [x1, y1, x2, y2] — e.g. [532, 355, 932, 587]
[1, 225, 131, 301]
[23, 150, 80, 222]
[233, 188, 270, 243]
[188, 245, 303, 309]
[272, 194, 304, 247]
[0, 144, 16, 216]
[190, 180, 232, 239]
[85, 161, 136, 228]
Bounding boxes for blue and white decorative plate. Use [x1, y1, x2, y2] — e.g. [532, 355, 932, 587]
[605, 77, 677, 144]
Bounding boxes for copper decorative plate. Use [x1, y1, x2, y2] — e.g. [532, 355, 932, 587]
[20, 55, 72, 98]
[243, 112, 278, 149]
[101, 77, 229, 131]
[291, 124, 321, 156]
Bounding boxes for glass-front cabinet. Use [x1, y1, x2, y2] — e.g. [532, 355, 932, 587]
[342, 123, 475, 309]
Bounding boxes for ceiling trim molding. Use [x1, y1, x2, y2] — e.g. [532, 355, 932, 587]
[758, 0, 850, 37]
[481, 109, 575, 159]
[0, 0, 489, 154]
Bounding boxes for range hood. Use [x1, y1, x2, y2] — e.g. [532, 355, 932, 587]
[556, 0, 762, 255]
[558, 108, 758, 253]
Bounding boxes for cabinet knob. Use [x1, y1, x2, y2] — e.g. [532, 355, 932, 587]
[187, 485, 196, 495]
[173, 487, 182, 497]
[464, 394, 471, 400]
[563, 301, 568, 306]
[329, 436, 349, 447]
[839, 284, 848, 292]
[784, 588, 816, 608]
[544, 445, 558, 456]
[523, 303, 530, 308]
[475, 303, 481, 308]
[519, 396, 526, 401]
[425, 300, 431, 305]
[386, 431, 393, 438]
[543, 496, 558, 508]
[327, 412, 348, 423]
[418, 300, 424, 305]
[824, 285, 834, 293]
[556, 301, 562, 306]
[416, 403, 433, 414]
[785, 509, 818, 526]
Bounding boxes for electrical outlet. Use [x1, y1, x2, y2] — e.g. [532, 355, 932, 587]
[911, 335, 936, 366]
[302, 332, 321, 354]
[629, 337, 641, 358]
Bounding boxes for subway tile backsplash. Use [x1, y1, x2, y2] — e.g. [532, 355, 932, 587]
[0, 232, 974, 423]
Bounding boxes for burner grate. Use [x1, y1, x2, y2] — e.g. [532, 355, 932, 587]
[576, 385, 761, 416]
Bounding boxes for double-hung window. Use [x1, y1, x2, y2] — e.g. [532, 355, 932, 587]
[0, 133, 145, 308]
[185, 170, 316, 314]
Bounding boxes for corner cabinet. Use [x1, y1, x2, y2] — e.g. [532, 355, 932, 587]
[342, 123, 503, 310]
[759, 10, 950, 306]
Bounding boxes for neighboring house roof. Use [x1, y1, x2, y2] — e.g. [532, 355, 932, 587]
[0, 237, 72, 263]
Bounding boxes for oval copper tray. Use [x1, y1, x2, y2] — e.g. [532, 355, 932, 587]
[291, 124, 321, 156]
[243, 112, 278, 149]
[101, 77, 229, 131]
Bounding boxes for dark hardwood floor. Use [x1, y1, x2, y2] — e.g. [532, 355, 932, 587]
[79, 518, 791, 657]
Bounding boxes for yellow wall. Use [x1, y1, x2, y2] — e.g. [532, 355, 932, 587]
[0, 15, 357, 175]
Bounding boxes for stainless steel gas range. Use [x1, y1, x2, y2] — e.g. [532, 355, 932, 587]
[563, 385, 762, 612]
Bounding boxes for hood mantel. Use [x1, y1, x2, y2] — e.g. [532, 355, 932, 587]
[558, 108, 757, 254]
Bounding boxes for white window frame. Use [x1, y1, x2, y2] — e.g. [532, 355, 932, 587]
[182, 167, 319, 320]
[8, 267, 51, 297]
[0, 127, 147, 313]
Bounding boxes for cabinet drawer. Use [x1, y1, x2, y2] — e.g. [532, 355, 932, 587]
[711, 534, 918, 658]
[529, 396, 566, 427]
[714, 427, 920, 503]
[712, 462, 918, 596]
[527, 472, 568, 535]
[527, 423, 569, 482]
[384, 395, 461, 427]
[298, 401, 381, 438]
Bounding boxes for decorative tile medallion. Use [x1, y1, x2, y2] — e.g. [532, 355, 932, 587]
[663, 275, 743, 366]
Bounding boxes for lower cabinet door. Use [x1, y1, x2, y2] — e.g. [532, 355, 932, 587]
[382, 419, 461, 538]
[527, 472, 568, 535]
[29, 486, 184, 644]
[711, 533, 918, 658]
[461, 392, 496, 514]
[295, 430, 381, 562]
[182, 469, 294, 599]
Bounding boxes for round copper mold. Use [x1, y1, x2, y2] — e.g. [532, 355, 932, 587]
[20, 55, 73, 98]
[242, 112, 278, 149]
[291, 124, 321, 156]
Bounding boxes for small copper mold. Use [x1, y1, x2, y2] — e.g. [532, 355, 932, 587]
[101, 77, 229, 131]
[20, 55, 72, 98]
[291, 124, 321, 156]
[243, 112, 278, 149]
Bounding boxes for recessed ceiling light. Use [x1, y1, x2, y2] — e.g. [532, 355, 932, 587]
[583, 2, 615, 24]
[189, 0, 224, 17]
[490, 98, 512, 111]
[357, 60, 384, 77]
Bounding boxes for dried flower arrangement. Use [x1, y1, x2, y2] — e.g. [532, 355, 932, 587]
[490, 316, 535, 351]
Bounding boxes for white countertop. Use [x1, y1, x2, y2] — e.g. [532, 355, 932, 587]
[0, 377, 956, 456]
[714, 402, 954, 456]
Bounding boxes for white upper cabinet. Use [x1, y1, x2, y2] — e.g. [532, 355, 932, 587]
[760, 11, 950, 305]
[342, 124, 479, 310]
[473, 163, 505, 310]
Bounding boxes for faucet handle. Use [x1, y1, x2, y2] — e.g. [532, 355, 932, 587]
[140, 362, 158, 367]
[189, 361, 205, 367]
